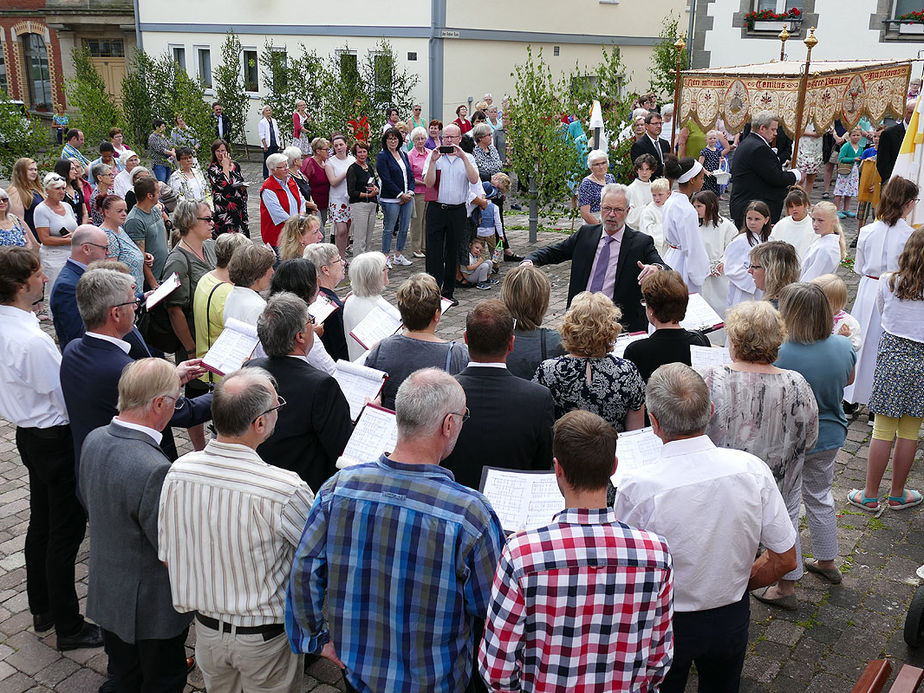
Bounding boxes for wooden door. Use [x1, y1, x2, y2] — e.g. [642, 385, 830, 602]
[90, 57, 126, 103]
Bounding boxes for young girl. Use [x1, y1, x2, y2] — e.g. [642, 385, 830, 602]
[856, 126, 884, 229]
[461, 238, 494, 289]
[834, 127, 863, 218]
[770, 187, 815, 261]
[801, 200, 846, 282]
[698, 129, 724, 195]
[692, 190, 738, 315]
[812, 273, 862, 351]
[639, 177, 670, 253]
[724, 200, 772, 307]
[626, 154, 656, 231]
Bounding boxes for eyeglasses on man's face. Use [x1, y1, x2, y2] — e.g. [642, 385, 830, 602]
[112, 297, 142, 311]
[446, 408, 471, 425]
[253, 396, 287, 423]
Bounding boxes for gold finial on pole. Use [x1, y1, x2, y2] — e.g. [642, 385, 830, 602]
[671, 36, 686, 151]
[778, 26, 790, 61]
[791, 27, 819, 170]
[804, 26, 818, 50]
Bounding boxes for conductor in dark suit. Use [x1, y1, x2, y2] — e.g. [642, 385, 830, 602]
[442, 300, 555, 490]
[246, 291, 352, 492]
[213, 102, 231, 142]
[729, 111, 802, 228]
[60, 268, 211, 473]
[79, 358, 194, 692]
[525, 183, 666, 332]
[630, 112, 670, 178]
[877, 99, 916, 184]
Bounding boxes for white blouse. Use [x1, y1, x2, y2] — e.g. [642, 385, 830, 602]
[724, 233, 763, 307]
[800, 233, 842, 282]
[662, 191, 710, 294]
[770, 214, 815, 261]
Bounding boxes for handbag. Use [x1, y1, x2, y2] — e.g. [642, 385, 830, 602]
[837, 162, 854, 176]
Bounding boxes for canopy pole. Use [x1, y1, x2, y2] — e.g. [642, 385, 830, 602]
[671, 36, 686, 152]
[791, 27, 818, 171]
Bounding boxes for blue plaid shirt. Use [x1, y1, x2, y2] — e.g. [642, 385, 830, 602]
[286, 454, 505, 692]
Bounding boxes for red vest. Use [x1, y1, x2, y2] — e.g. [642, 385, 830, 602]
[259, 175, 301, 246]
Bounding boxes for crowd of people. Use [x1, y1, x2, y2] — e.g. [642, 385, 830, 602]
[2, 89, 924, 693]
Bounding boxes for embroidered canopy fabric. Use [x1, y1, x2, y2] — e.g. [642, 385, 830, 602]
[678, 60, 912, 136]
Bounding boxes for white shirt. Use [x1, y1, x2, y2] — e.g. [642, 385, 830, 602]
[261, 175, 304, 226]
[769, 214, 815, 261]
[326, 154, 356, 206]
[800, 233, 842, 282]
[422, 152, 477, 205]
[0, 305, 69, 428]
[613, 435, 795, 612]
[258, 117, 281, 148]
[113, 416, 162, 444]
[85, 331, 131, 354]
[625, 178, 652, 231]
[723, 233, 763, 307]
[223, 286, 266, 326]
[113, 169, 134, 199]
[158, 439, 314, 626]
[639, 201, 665, 252]
[878, 273, 924, 343]
[466, 362, 507, 369]
[343, 294, 382, 361]
[662, 191, 710, 294]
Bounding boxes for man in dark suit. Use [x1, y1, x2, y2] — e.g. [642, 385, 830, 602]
[877, 99, 916, 184]
[525, 184, 666, 332]
[630, 112, 670, 178]
[60, 268, 211, 473]
[442, 300, 554, 490]
[80, 358, 194, 691]
[729, 111, 802, 227]
[50, 225, 110, 349]
[247, 292, 352, 492]
[213, 102, 232, 142]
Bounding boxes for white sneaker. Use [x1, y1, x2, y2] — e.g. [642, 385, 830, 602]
[394, 254, 412, 266]
[385, 257, 392, 269]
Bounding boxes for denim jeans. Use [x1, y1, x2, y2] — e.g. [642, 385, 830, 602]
[380, 199, 412, 254]
[152, 164, 171, 183]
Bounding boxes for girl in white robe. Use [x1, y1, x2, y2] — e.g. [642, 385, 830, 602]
[692, 189, 738, 315]
[724, 200, 772, 308]
[662, 158, 710, 294]
[770, 187, 815, 261]
[800, 201, 846, 282]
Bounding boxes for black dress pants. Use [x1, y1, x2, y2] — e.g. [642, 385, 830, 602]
[425, 203, 466, 298]
[103, 627, 189, 693]
[16, 424, 86, 636]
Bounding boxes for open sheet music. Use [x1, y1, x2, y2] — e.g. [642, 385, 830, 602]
[611, 427, 663, 486]
[332, 359, 388, 421]
[349, 298, 402, 350]
[479, 468, 565, 533]
[612, 332, 647, 358]
[201, 318, 259, 376]
[680, 293, 724, 333]
[308, 294, 339, 325]
[145, 272, 181, 310]
[337, 404, 398, 469]
[689, 344, 732, 370]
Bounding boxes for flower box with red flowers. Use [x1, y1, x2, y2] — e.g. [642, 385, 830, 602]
[745, 7, 802, 31]
[897, 10, 924, 33]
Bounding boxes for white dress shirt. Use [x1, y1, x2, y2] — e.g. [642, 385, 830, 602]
[613, 435, 795, 612]
[0, 305, 69, 428]
[878, 272, 924, 343]
[113, 417, 162, 444]
[422, 152, 477, 205]
[85, 331, 131, 353]
[223, 286, 267, 327]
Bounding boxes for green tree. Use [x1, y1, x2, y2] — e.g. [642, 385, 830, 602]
[360, 40, 420, 138]
[171, 62, 215, 166]
[0, 91, 51, 177]
[65, 47, 125, 149]
[260, 42, 295, 132]
[648, 13, 688, 103]
[213, 31, 249, 153]
[121, 51, 156, 148]
[314, 44, 371, 144]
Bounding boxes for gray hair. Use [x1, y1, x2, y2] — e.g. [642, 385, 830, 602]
[212, 367, 277, 437]
[471, 123, 492, 141]
[266, 152, 288, 172]
[257, 292, 308, 358]
[586, 149, 608, 168]
[661, 104, 674, 118]
[600, 182, 629, 205]
[646, 363, 712, 438]
[117, 358, 179, 413]
[631, 107, 648, 121]
[91, 162, 113, 182]
[302, 242, 340, 270]
[752, 111, 778, 129]
[410, 126, 427, 141]
[131, 166, 151, 183]
[349, 251, 387, 297]
[43, 172, 66, 190]
[76, 268, 135, 330]
[172, 199, 207, 236]
[215, 232, 252, 268]
[395, 368, 465, 438]
[283, 146, 303, 165]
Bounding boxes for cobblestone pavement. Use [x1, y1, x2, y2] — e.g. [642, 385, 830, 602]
[1, 158, 924, 690]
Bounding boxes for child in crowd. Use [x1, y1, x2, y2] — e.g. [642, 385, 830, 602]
[475, 179, 505, 272]
[639, 177, 670, 253]
[724, 200, 772, 307]
[770, 187, 815, 261]
[856, 126, 884, 230]
[461, 238, 494, 290]
[834, 126, 863, 218]
[691, 189, 737, 315]
[698, 129, 724, 195]
[626, 154, 656, 231]
[812, 273, 863, 352]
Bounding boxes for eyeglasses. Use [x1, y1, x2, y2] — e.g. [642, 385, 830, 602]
[253, 395, 287, 422]
[306, 314, 316, 326]
[601, 206, 629, 214]
[162, 392, 184, 410]
[748, 264, 763, 270]
[83, 242, 110, 251]
[447, 408, 471, 424]
[112, 297, 142, 310]
[197, 216, 214, 222]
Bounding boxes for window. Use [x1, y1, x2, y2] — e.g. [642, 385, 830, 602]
[243, 49, 259, 92]
[171, 45, 186, 73]
[21, 34, 52, 112]
[0, 41, 7, 95]
[197, 47, 212, 88]
[754, 0, 802, 9]
[338, 51, 358, 86]
[407, 51, 417, 61]
[372, 52, 392, 106]
[85, 39, 124, 57]
[894, 0, 919, 16]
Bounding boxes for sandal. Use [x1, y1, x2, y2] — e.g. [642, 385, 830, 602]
[847, 489, 880, 511]
[888, 490, 923, 510]
[804, 558, 843, 584]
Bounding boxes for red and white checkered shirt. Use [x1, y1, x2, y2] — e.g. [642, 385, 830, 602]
[479, 508, 673, 692]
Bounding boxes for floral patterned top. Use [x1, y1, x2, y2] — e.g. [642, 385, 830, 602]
[103, 224, 146, 292]
[534, 354, 645, 432]
[0, 215, 29, 247]
[206, 161, 248, 236]
[472, 144, 503, 180]
[577, 174, 617, 213]
[698, 365, 819, 506]
[169, 168, 213, 208]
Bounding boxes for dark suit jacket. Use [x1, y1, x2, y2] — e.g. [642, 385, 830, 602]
[877, 121, 906, 183]
[729, 132, 799, 227]
[214, 113, 232, 141]
[630, 136, 670, 178]
[246, 355, 352, 492]
[50, 258, 85, 351]
[60, 335, 212, 470]
[527, 224, 666, 332]
[442, 365, 555, 490]
[80, 421, 193, 642]
[318, 287, 348, 362]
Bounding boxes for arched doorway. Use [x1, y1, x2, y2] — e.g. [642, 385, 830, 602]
[20, 32, 52, 112]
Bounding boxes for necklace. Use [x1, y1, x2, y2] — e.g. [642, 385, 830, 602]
[180, 238, 205, 261]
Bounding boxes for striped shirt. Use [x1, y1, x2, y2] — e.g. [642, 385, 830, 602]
[158, 440, 315, 626]
[285, 454, 505, 692]
[479, 508, 674, 693]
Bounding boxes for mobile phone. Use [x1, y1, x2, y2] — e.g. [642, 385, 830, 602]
[439, 145, 454, 154]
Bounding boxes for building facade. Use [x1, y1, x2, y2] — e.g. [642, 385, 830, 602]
[137, 0, 687, 146]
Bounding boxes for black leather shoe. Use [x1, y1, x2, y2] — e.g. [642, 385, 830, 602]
[33, 613, 54, 633]
[503, 253, 524, 262]
[57, 622, 104, 651]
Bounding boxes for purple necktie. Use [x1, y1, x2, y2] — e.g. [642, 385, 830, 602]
[589, 236, 614, 293]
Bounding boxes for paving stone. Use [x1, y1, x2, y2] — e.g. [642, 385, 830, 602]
[3, 632, 59, 676]
[764, 619, 803, 647]
[32, 656, 79, 688]
[55, 668, 106, 692]
[741, 654, 781, 684]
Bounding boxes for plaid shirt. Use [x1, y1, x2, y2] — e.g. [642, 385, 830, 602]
[479, 508, 673, 692]
[285, 454, 505, 692]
